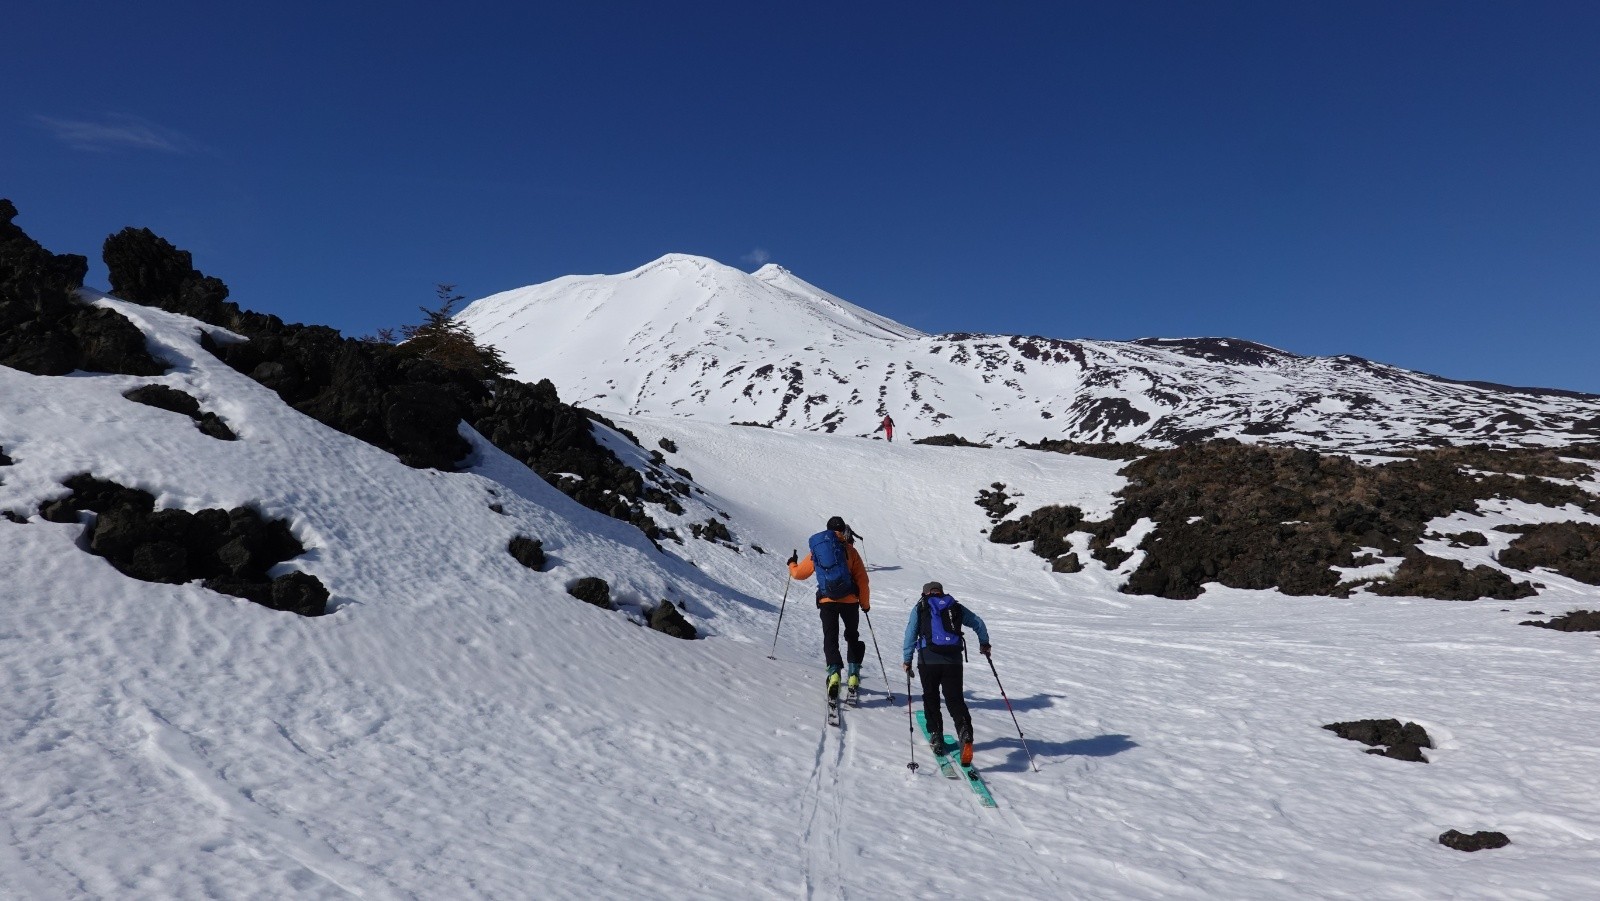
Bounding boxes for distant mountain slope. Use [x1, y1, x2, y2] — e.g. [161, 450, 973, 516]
[460, 255, 1599, 451]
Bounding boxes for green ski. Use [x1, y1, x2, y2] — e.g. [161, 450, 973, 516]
[943, 732, 998, 809]
[914, 711, 958, 778]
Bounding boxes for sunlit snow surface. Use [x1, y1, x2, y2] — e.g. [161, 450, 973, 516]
[2, 297, 1599, 898]
[459, 254, 1600, 450]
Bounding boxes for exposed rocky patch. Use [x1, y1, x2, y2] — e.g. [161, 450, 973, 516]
[507, 535, 546, 571]
[98, 224, 670, 539]
[989, 504, 1085, 571]
[1392, 443, 1593, 480]
[913, 434, 992, 448]
[1445, 531, 1487, 547]
[689, 518, 734, 545]
[38, 474, 327, 616]
[974, 483, 1017, 522]
[123, 384, 236, 440]
[1015, 439, 1147, 460]
[567, 577, 613, 610]
[1368, 551, 1536, 601]
[1520, 609, 1600, 632]
[1439, 830, 1510, 852]
[657, 437, 678, 453]
[648, 599, 697, 639]
[1323, 719, 1432, 763]
[1064, 440, 1600, 600]
[1, 200, 167, 377]
[1498, 522, 1600, 585]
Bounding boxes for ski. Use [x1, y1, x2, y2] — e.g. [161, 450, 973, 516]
[943, 732, 998, 808]
[913, 711, 958, 778]
[826, 691, 841, 728]
[846, 685, 860, 708]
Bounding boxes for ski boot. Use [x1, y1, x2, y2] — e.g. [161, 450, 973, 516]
[846, 663, 861, 692]
[825, 665, 841, 700]
[958, 725, 975, 767]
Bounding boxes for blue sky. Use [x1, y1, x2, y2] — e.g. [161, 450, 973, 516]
[6, 2, 1598, 392]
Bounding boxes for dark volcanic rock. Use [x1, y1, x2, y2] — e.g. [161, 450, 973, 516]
[1499, 522, 1600, 585]
[975, 483, 1017, 522]
[1324, 718, 1432, 763]
[508, 535, 545, 571]
[657, 437, 678, 453]
[1370, 551, 1536, 601]
[990, 504, 1084, 560]
[1051, 553, 1083, 573]
[1, 200, 165, 377]
[1439, 830, 1510, 852]
[123, 384, 237, 440]
[102, 225, 666, 536]
[42, 474, 325, 615]
[1015, 439, 1148, 460]
[648, 599, 697, 639]
[0, 446, 10, 467]
[689, 518, 734, 544]
[1520, 609, 1600, 632]
[1069, 440, 1599, 600]
[567, 577, 613, 609]
[914, 434, 992, 448]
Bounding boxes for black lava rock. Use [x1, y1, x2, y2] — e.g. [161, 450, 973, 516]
[567, 577, 613, 609]
[1324, 718, 1432, 763]
[1439, 830, 1510, 852]
[1520, 609, 1600, 632]
[649, 599, 698, 639]
[1, 200, 166, 377]
[123, 384, 237, 440]
[43, 474, 325, 616]
[508, 535, 545, 571]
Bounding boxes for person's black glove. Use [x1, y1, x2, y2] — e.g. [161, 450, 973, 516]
[787, 550, 798, 566]
[902, 662, 913, 674]
[980, 644, 992, 657]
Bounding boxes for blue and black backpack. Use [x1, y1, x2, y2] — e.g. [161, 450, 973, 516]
[917, 593, 965, 650]
[808, 530, 857, 601]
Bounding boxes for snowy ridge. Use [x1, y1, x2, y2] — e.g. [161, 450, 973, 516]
[460, 257, 1600, 450]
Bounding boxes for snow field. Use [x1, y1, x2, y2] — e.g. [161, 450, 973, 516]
[1, 296, 1598, 898]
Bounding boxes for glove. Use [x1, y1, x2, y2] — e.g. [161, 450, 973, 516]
[980, 644, 992, 657]
[859, 598, 870, 612]
[786, 550, 798, 566]
[902, 662, 912, 674]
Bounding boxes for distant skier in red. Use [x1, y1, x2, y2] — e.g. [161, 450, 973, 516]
[879, 414, 895, 442]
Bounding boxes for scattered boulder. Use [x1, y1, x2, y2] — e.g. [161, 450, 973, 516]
[0, 445, 10, 466]
[39, 474, 326, 616]
[1520, 609, 1600, 632]
[1323, 719, 1432, 763]
[690, 518, 734, 544]
[1439, 830, 1510, 852]
[1369, 550, 1536, 601]
[1, 199, 166, 377]
[1498, 522, 1600, 585]
[1051, 553, 1083, 573]
[648, 599, 697, 639]
[123, 384, 236, 440]
[508, 535, 545, 571]
[657, 437, 678, 453]
[1446, 531, 1487, 547]
[567, 577, 613, 609]
[975, 483, 1017, 522]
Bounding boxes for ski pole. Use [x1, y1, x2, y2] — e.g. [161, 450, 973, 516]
[767, 564, 794, 660]
[986, 653, 1039, 773]
[862, 609, 894, 701]
[905, 667, 919, 774]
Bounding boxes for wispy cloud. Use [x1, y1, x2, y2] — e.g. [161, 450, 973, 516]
[742, 247, 772, 266]
[34, 113, 197, 154]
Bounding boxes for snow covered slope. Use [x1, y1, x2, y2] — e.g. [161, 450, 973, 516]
[6, 294, 1600, 898]
[459, 255, 1600, 451]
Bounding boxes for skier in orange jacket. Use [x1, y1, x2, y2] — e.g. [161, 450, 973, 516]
[788, 515, 871, 697]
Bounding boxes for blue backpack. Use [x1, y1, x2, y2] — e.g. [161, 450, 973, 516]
[918, 593, 964, 649]
[808, 530, 857, 601]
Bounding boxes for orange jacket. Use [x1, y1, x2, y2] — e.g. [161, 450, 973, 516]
[788, 541, 870, 610]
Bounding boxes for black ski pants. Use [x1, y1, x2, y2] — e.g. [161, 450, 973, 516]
[918, 661, 972, 743]
[818, 602, 865, 670]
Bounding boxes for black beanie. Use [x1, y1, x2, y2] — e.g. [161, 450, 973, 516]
[826, 515, 848, 533]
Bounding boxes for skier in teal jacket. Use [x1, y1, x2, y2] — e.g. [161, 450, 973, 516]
[902, 581, 990, 766]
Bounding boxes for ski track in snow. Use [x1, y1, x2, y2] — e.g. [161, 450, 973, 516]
[2, 295, 1599, 898]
